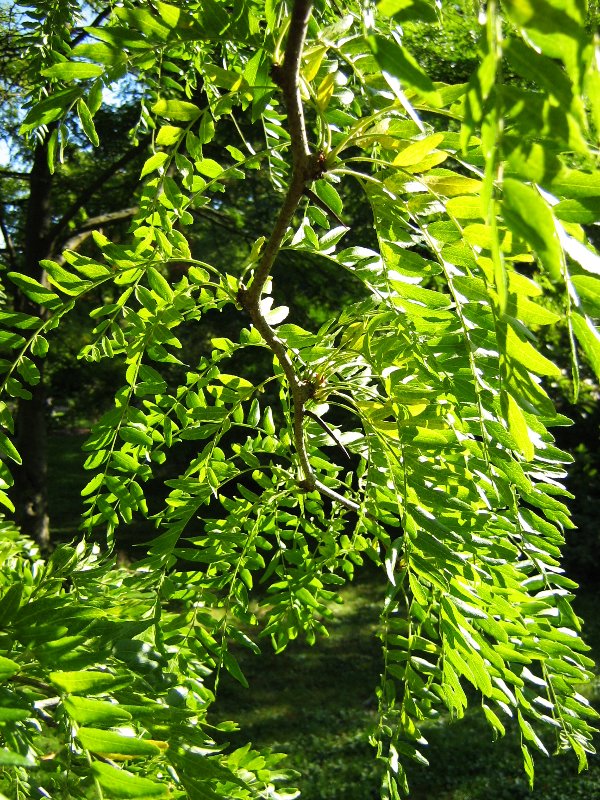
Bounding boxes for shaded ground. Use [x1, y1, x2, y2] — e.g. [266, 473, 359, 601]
[212, 581, 600, 800]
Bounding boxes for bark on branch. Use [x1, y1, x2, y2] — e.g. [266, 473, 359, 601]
[0, 169, 31, 181]
[239, 0, 318, 491]
[63, 206, 138, 236]
[238, 0, 359, 516]
[53, 207, 138, 263]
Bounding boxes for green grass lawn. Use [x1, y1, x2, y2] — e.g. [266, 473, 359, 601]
[212, 580, 600, 800]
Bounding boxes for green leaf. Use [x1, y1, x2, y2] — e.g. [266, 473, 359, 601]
[72, 41, 124, 66]
[550, 168, 600, 199]
[176, 748, 248, 787]
[112, 451, 140, 473]
[0, 749, 36, 767]
[0, 708, 30, 722]
[506, 325, 561, 377]
[147, 267, 174, 301]
[31, 335, 49, 357]
[42, 260, 91, 296]
[195, 158, 223, 178]
[502, 179, 563, 281]
[393, 133, 444, 168]
[77, 99, 100, 146]
[502, 0, 588, 94]
[49, 670, 122, 694]
[91, 762, 168, 797]
[119, 427, 153, 448]
[0, 432, 21, 465]
[482, 703, 506, 738]
[446, 196, 482, 220]
[507, 295, 560, 326]
[314, 180, 344, 218]
[504, 39, 580, 121]
[554, 197, 600, 224]
[141, 152, 169, 178]
[0, 656, 20, 681]
[156, 125, 183, 146]
[378, 0, 438, 23]
[114, 7, 171, 41]
[222, 651, 248, 688]
[19, 88, 80, 133]
[152, 98, 201, 121]
[42, 62, 104, 81]
[425, 174, 482, 197]
[64, 697, 133, 727]
[78, 728, 161, 757]
[262, 407, 276, 435]
[0, 584, 23, 627]
[506, 392, 534, 461]
[368, 35, 439, 99]
[156, 1, 206, 37]
[571, 276, 600, 315]
[247, 398, 260, 427]
[571, 313, 600, 380]
[8, 272, 62, 309]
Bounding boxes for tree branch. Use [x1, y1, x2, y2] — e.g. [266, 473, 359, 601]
[237, 0, 362, 516]
[189, 206, 259, 241]
[48, 142, 146, 252]
[0, 169, 31, 181]
[70, 5, 112, 48]
[238, 0, 320, 492]
[12, 674, 54, 694]
[244, 1, 320, 307]
[273, 0, 313, 171]
[68, 206, 138, 235]
[53, 206, 138, 262]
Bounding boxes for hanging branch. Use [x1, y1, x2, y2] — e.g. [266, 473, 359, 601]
[238, 0, 360, 514]
[239, 0, 320, 492]
[242, 0, 320, 308]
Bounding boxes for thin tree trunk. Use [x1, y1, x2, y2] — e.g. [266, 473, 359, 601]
[10, 135, 145, 546]
[13, 138, 52, 548]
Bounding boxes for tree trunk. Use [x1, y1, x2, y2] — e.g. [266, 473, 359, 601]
[13, 138, 52, 548]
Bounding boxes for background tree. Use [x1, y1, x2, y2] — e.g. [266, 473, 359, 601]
[0, 1, 147, 544]
[0, 1, 598, 799]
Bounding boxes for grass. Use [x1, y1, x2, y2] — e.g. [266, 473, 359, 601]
[47, 432, 88, 539]
[46, 432, 600, 799]
[212, 579, 600, 800]
[212, 576, 385, 799]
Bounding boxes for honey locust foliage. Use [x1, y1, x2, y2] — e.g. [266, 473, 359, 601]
[0, 0, 599, 798]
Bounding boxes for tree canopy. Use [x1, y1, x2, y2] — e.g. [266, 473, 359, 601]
[0, 1, 599, 798]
